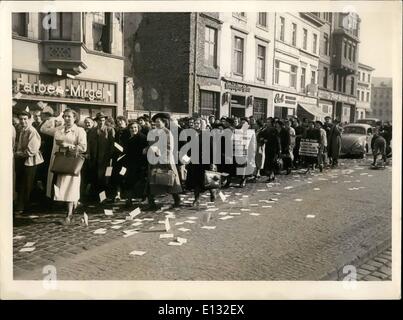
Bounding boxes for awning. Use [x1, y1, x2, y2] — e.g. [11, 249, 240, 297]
[297, 103, 326, 121]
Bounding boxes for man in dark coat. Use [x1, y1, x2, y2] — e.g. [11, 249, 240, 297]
[328, 119, 342, 167]
[87, 112, 115, 200]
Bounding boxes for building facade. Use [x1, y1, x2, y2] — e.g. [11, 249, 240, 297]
[356, 62, 375, 119]
[316, 12, 360, 123]
[123, 12, 276, 120]
[12, 12, 125, 121]
[370, 77, 393, 122]
[271, 13, 322, 120]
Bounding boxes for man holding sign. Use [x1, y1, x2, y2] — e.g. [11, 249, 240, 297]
[300, 121, 320, 172]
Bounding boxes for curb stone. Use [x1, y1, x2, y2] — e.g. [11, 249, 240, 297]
[320, 238, 391, 280]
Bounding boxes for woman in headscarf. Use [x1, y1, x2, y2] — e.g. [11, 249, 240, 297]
[124, 121, 149, 207]
[146, 113, 182, 209]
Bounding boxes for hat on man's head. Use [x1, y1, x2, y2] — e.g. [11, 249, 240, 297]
[240, 117, 249, 123]
[151, 112, 170, 122]
[94, 112, 107, 120]
[42, 106, 54, 116]
[324, 116, 331, 120]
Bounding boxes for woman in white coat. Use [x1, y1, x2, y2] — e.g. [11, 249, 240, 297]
[41, 109, 87, 224]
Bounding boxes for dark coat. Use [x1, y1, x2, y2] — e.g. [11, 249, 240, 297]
[87, 126, 115, 179]
[124, 133, 148, 198]
[328, 125, 342, 159]
[261, 127, 281, 174]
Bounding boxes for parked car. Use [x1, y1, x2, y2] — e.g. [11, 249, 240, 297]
[356, 118, 380, 128]
[341, 123, 373, 158]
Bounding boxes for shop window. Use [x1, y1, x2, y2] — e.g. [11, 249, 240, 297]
[258, 13, 267, 28]
[303, 28, 307, 50]
[204, 26, 217, 67]
[279, 17, 285, 41]
[49, 13, 73, 41]
[12, 13, 27, 37]
[253, 98, 267, 120]
[256, 45, 266, 80]
[291, 23, 297, 46]
[233, 36, 244, 75]
[92, 12, 112, 53]
[200, 90, 219, 117]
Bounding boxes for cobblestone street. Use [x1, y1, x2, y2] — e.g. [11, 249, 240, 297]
[13, 158, 392, 280]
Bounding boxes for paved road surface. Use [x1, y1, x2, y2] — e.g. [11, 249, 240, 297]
[13, 158, 392, 280]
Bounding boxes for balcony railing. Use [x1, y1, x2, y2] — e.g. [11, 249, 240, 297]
[42, 40, 87, 75]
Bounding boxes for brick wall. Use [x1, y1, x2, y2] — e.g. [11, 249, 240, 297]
[124, 13, 192, 114]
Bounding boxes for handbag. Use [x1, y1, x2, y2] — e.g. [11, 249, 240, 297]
[204, 170, 221, 189]
[51, 150, 85, 176]
[149, 168, 175, 187]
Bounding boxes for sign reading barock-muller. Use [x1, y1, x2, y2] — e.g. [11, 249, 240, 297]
[12, 72, 117, 103]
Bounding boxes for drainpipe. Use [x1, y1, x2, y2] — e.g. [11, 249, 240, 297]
[192, 12, 198, 116]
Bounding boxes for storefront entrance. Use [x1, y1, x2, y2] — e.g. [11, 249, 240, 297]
[274, 106, 295, 119]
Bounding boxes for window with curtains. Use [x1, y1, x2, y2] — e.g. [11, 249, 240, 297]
[348, 43, 352, 60]
[200, 91, 218, 117]
[204, 26, 217, 67]
[324, 33, 329, 55]
[303, 28, 307, 50]
[274, 60, 297, 89]
[280, 17, 285, 41]
[344, 40, 347, 59]
[350, 77, 354, 95]
[49, 12, 73, 40]
[256, 45, 266, 80]
[357, 89, 360, 99]
[292, 23, 297, 46]
[12, 13, 27, 37]
[300, 67, 306, 92]
[366, 92, 370, 102]
[311, 70, 316, 85]
[258, 13, 267, 27]
[233, 36, 244, 75]
[93, 12, 112, 53]
[313, 34, 318, 54]
[361, 91, 364, 101]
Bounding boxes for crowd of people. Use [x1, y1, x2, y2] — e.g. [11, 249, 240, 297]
[12, 106, 392, 224]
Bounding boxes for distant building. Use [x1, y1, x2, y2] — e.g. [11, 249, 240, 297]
[370, 77, 393, 122]
[316, 12, 360, 123]
[12, 12, 125, 120]
[356, 63, 375, 119]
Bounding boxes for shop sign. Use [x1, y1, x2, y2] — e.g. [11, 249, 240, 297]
[273, 91, 297, 108]
[15, 77, 104, 101]
[318, 90, 356, 105]
[225, 81, 251, 93]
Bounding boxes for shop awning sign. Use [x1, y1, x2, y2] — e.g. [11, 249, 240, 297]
[15, 77, 104, 101]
